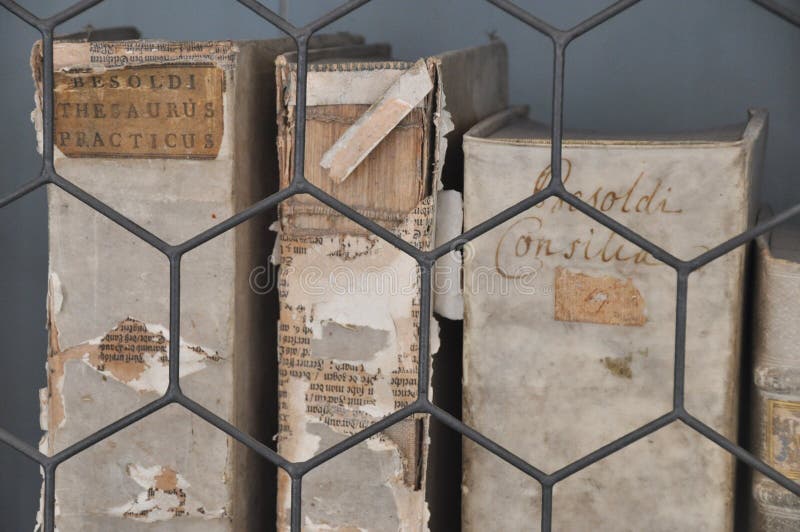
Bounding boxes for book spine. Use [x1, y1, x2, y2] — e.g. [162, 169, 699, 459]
[33, 39, 271, 531]
[272, 41, 508, 530]
[751, 237, 800, 531]
[274, 56, 433, 532]
[462, 108, 765, 531]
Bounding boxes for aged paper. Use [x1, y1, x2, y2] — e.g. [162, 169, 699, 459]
[31, 36, 365, 532]
[274, 40, 509, 531]
[463, 107, 766, 531]
[52, 65, 225, 158]
[276, 199, 434, 530]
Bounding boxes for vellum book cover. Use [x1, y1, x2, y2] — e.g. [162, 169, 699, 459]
[462, 106, 767, 531]
[31, 33, 361, 531]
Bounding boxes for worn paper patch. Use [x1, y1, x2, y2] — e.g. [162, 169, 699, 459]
[52, 65, 224, 159]
[554, 267, 646, 326]
[768, 399, 800, 480]
[109, 464, 226, 522]
[277, 198, 433, 441]
[45, 317, 221, 434]
[433, 189, 463, 320]
[276, 197, 435, 530]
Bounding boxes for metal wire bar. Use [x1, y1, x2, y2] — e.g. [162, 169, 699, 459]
[688, 200, 800, 271]
[754, 0, 800, 28]
[549, 42, 566, 184]
[484, 0, 559, 39]
[50, 172, 172, 254]
[49, 395, 171, 465]
[680, 413, 800, 497]
[673, 270, 689, 410]
[40, 30, 55, 168]
[548, 411, 677, 483]
[556, 189, 682, 268]
[291, 37, 310, 181]
[44, 0, 105, 29]
[0, 0, 41, 29]
[418, 265, 433, 398]
[541, 484, 553, 532]
[43, 463, 55, 532]
[303, 0, 373, 36]
[565, 0, 643, 42]
[426, 403, 548, 483]
[0, 1, 799, 531]
[176, 394, 291, 470]
[297, 402, 421, 475]
[168, 255, 181, 391]
[430, 187, 556, 260]
[236, 0, 297, 36]
[175, 185, 297, 254]
[0, 176, 46, 209]
[0, 427, 46, 464]
[291, 475, 302, 531]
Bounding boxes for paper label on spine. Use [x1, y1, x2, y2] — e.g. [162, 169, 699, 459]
[554, 267, 646, 326]
[53, 65, 224, 159]
[768, 399, 800, 479]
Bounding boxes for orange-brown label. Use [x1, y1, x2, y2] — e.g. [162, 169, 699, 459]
[768, 399, 800, 480]
[53, 64, 224, 159]
[554, 267, 646, 326]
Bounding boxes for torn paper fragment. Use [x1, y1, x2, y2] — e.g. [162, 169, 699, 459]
[320, 58, 434, 183]
[276, 197, 434, 530]
[433, 190, 464, 320]
[44, 317, 221, 436]
[108, 464, 226, 522]
[269, 220, 282, 265]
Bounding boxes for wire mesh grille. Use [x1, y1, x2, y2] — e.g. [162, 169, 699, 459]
[1, 1, 799, 531]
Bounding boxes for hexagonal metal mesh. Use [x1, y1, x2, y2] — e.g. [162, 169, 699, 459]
[1, 1, 799, 531]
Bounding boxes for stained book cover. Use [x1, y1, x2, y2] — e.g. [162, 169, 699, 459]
[462, 106, 767, 531]
[30, 33, 362, 531]
[273, 41, 508, 530]
[751, 222, 800, 531]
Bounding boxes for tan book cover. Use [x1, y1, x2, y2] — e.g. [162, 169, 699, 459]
[273, 40, 508, 531]
[751, 222, 800, 531]
[462, 106, 766, 531]
[31, 34, 361, 531]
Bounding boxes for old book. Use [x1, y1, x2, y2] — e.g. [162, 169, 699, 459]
[751, 222, 800, 531]
[462, 107, 767, 531]
[274, 41, 508, 530]
[31, 33, 361, 531]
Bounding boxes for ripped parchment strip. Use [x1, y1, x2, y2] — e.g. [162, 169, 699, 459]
[52, 40, 238, 72]
[320, 59, 434, 183]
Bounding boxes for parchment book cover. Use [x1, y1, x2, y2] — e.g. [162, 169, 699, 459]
[751, 223, 800, 531]
[462, 107, 766, 531]
[274, 41, 508, 531]
[31, 34, 362, 531]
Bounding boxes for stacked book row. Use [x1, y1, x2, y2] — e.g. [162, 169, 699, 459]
[31, 30, 798, 531]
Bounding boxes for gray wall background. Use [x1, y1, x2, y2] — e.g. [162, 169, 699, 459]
[0, 0, 798, 530]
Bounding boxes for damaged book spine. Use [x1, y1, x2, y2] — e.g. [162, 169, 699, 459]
[31, 34, 361, 532]
[273, 40, 508, 531]
[750, 222, 800, 532]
